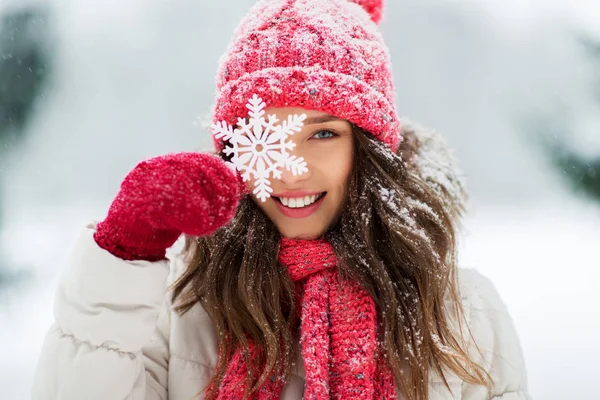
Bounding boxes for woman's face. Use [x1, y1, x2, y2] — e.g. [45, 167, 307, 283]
[245, 107, 354, 240]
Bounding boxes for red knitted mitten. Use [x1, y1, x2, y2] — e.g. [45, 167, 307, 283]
[94, 152, 241, 261]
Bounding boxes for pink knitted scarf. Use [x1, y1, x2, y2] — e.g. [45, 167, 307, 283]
[214, 237, 397, 399]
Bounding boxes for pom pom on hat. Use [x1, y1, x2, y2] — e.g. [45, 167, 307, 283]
[349, 0, 385, 24]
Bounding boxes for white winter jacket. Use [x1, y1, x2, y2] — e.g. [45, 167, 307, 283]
[31, 122, 532, 399]
[31, 222, 531, 400]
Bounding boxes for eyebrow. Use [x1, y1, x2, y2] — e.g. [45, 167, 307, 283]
[304, 115, 345, 125]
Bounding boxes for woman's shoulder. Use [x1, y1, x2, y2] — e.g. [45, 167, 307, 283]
[454, 267, 525, 363]
[455, 267, 506, 310]
[454, 267, 523, 345]
[164, 244, 219, 366]
[454, 267, 531, 399]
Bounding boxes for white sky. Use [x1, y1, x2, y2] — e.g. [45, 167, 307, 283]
[387, 0, 600, 35]
[487, 1, 600, 36]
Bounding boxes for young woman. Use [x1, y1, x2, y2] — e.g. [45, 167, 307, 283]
[32, 0, 530, 399]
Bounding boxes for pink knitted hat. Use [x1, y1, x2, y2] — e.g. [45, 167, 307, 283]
[211, 0, 401, 153]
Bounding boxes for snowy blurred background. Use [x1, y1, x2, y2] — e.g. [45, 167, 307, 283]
[1, 0, 599, 398]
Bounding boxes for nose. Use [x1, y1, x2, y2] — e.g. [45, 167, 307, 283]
[277, 156, 312, 185]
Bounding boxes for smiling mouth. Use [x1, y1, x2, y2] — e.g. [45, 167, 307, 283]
[272, 192, 327, 208]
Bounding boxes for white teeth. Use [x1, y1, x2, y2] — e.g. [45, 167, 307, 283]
[278, 193, 323, 208]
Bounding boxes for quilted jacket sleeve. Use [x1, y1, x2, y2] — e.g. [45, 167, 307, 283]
[31, 222, 179, 400]
[459, 269, 532, 400]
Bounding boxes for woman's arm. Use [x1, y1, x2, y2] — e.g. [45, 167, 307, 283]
[31, 222, 173, 399]
[31, 152, 240, 399]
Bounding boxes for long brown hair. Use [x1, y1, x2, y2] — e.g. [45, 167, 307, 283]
[171, 122, 494, 399]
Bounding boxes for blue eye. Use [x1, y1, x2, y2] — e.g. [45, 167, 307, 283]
[311, 130, 338, 140]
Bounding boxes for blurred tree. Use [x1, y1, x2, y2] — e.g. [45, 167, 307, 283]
[0, 5, 53, 288]
[541, 135, 600, 201]
[0, 5, 52, 150]
[532, 35, 600, 203]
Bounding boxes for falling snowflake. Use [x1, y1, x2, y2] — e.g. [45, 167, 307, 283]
[211, 94, 309, 202]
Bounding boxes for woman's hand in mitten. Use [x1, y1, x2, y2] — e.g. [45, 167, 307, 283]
[94, 152, 242, 261]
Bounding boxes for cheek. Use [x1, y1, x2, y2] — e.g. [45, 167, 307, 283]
[342, 153, 353, 181]
[321, 147, 353, 201]
[337, 163, 353, 201]
[336, 144, 354, 186]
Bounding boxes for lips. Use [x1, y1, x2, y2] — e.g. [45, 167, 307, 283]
[271, 190, 324, 198]
[273, 192, 326, 208]
[273, 192, 327, 218]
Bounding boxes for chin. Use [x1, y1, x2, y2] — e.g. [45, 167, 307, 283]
[295, 233, 321, 240]
[279, 227, 325, 241]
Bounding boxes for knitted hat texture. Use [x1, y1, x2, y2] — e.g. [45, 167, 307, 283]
[211, 0, 400, 153]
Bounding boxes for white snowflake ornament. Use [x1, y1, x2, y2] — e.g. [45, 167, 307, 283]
[211, 94, 309, 202]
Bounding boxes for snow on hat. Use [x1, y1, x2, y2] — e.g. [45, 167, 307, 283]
[211, 0, 400, 153]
